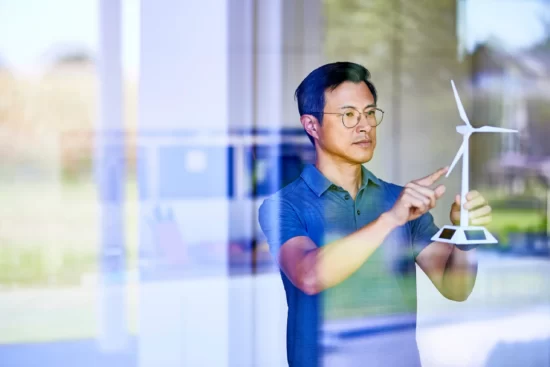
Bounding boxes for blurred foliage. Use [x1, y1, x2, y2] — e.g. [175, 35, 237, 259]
[0, 56, 138, 183]
[324, 0, 461, 89]
[526, 97, 550, 158]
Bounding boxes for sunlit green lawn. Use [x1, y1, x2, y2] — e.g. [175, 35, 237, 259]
[489, 210, 545, 243]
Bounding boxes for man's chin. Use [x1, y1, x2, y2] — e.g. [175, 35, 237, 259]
[350, 152, 374, 164]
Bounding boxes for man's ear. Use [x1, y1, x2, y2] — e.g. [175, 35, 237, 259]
[300, 114, 320, 140]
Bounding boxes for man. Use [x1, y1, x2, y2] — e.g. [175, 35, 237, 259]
[258, 62, 492, 366]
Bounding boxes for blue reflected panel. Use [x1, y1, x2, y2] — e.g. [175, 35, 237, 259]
[245, 143, 315, 197]
[158, 145, 234, 199]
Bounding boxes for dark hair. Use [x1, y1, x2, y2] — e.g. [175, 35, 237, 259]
[294, 62, 378, 145]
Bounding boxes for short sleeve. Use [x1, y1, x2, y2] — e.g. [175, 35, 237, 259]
[410, 211, 440, 258]
[258, 197, 309, 266]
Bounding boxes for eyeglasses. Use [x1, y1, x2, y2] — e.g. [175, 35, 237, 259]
[311, 107, 384, 128]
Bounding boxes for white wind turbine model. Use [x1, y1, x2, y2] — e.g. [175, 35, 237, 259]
[431, 80, 518, 245]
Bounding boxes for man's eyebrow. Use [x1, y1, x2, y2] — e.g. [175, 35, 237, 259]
[339, 103, 377, 110]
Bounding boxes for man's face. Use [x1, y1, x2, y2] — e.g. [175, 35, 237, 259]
[315, 81, 378, 164]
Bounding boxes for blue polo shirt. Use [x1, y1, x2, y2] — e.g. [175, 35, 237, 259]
[258, 164, 440, 367]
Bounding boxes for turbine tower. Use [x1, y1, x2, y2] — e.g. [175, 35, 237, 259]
[431, 80, 518, 245]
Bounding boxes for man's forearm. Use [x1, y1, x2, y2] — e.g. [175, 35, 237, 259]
[441, 245, 478, 301]
[301, 212, 398, 294]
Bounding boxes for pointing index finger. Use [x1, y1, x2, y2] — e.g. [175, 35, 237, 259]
[415, 166, 449, 186]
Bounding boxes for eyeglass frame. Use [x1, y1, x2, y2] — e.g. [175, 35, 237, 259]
[308, 106, 385, 128]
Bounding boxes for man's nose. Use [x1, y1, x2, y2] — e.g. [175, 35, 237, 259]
[357, 117, 372, 133]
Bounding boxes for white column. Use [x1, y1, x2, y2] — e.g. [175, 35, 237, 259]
[227, 1, 256, 366]
[254, 1, 288, 366]
[138, 0, 230, 366]
[96, 0, 127, 352]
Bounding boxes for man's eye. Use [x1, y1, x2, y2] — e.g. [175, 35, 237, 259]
[366, 110, 376, 116]
[345, 112, 355, 118]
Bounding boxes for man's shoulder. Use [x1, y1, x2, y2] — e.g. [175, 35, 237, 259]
[261, 175, 310, 206]
[257, 177, 310, 229]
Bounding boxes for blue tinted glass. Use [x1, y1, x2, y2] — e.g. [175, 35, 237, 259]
[158, 145, 233, 198]
[246, 143, 315, 197]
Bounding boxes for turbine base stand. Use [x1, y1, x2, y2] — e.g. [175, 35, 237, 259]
[431, 225, 497, 245]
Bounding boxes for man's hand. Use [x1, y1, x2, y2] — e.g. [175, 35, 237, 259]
[450, 190, 492, 226]
[386, 166, 448, 227]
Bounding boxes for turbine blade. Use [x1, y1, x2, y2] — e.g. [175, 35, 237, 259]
[476, 126, 518, 133]
[451, 80, 472, 127]
[446, 140, 466, 178]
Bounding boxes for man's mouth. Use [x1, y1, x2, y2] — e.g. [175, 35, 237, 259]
[353, 139, 372, 147]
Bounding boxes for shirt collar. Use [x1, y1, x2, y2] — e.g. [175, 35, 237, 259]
[361, 164, 382, 188]
[301, 164, 381, 197]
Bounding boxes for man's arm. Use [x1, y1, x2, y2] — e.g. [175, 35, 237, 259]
[415, 190, 491, 301]
[277, 212, 398, 295]
[416, 241, 478, 302]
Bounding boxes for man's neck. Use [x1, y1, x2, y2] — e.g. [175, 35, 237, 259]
[315, 157, 363, 199]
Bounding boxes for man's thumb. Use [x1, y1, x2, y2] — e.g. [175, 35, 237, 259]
[455, 194, 460, 206]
